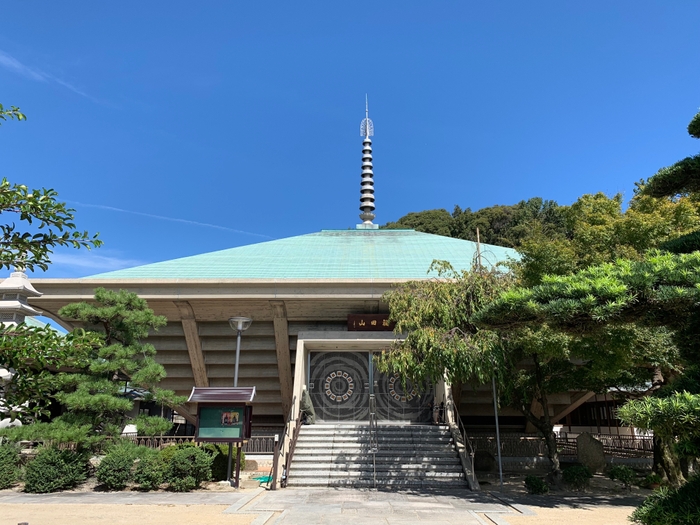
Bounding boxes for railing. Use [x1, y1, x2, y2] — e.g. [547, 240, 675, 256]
[468, 432, 653, 459]
[279, 396, 302, 488]
[442, 383, 479, 490]
[368, 394, 378, 489]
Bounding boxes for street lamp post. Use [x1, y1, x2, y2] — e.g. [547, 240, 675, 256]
[227, 316, 252, 487]
[228, 317, 252, 387]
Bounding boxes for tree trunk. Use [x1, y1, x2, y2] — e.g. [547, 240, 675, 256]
[659, 437, 686, 487]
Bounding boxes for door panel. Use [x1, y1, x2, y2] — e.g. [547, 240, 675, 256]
[373, 370, 433, 423]
[308, 352, 369, 422]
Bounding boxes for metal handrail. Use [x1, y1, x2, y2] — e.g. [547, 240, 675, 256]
[452, 404, 478, 488]
[368, 394, 378, 489]
[280, 396, 302, 488]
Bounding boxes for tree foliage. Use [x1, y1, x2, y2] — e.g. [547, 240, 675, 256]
[0, 178, 103, 272]
[51, 288, 184, 437]
[375, 262, 512, 387]
[0, 325, 101, 421]
[0, 104, 26, 124]
[384, 198, 567, 248]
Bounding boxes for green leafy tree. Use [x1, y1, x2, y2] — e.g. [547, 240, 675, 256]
[0, 104, 101, 272]
[384, 198, 568, 248]
[0, 104, 26, 124]
[0, 103, 102, 424]
[375, 262, 512, 388]
[376, 260, 671, 478]
[0, 325, 101, 421]
[476, 250, 700, 485]
[49, 288, 185, 438]
[383, 208, 454, 236]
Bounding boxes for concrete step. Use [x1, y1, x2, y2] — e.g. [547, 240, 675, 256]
[287, 422, 467, 488]
[292, 461, 462, 473]
[294, 441, 454, 454]
[287, 478, 466, 488]
[290, 470, 464, 479]
[292, 464, 464, 478]
[293, 448, 459, 456]
[297, 435, 454, 442]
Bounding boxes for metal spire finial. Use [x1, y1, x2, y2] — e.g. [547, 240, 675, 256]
[360, 94, 374, 138]
[359, 95, 376, 225]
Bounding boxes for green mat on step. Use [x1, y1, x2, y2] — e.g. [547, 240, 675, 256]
[252, 475, 273, 483]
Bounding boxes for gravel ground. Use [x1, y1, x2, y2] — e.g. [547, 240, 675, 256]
[2, 504, 256, 525]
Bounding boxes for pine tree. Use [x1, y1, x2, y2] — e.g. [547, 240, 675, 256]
[53, 288, 184, 437]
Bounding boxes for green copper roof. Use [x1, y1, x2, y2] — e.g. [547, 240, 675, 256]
[87, 229, 518, 280]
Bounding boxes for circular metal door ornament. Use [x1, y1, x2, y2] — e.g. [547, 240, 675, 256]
[388, 373, 418, 402]
[324, 370, 354, 402]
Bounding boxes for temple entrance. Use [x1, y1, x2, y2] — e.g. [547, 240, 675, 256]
[308, 351, 433, 422]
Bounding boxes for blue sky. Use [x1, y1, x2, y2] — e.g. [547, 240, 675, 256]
[1, 1, 699, 278]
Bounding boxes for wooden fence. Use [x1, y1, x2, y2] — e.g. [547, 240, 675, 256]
[123, 434, 277, 454]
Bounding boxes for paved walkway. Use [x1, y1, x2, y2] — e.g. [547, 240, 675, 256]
[0, 487, 642, 525]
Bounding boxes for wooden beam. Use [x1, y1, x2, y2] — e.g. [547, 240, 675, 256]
[175, 404, 197, 425]
[552, 391, 595, 424]
[271, 300, 293, 418]
[175, 301, 209, 387]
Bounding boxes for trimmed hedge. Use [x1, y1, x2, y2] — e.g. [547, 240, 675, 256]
[25, 448, 87, 493]
[133, 450, 166, 491]
[0, 443, 20, 489]
[166, 447, 212, 491]
[96, 445, 137, 490]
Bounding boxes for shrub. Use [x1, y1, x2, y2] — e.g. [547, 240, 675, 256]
[166, 447, 212, 491]
[524, 475, 549, 494]
[563, 465, 592, 490]
[608, 465, 636, 488]
[96, 444, 138, 490]
[24, 448, 87, 493]
[159, 441, 196, 465]
[631, 475, 700, 525]
[169, 475, 197, 492]
[0, 443, 20, 489]
[204, 444, 246, 481]
[133, 450, 165, 491]
[641, 473, 664, 488]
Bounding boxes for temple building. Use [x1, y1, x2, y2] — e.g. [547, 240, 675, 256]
[27, 104, 615, 447]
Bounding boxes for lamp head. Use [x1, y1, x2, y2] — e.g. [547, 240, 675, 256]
[229, 316, 252, 332]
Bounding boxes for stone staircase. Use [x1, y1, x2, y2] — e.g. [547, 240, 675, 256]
[287, 423, 467, 488]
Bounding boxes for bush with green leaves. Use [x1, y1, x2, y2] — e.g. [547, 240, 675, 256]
[96, 444, 139, 490]
[631, 475, 700, 525]
[0, 442, 20, 489]
[608, 465, 636, 488]
[166, 447, 212, 491]
[159, 442, 196, 465]
[24, 448, 87, 493]
[133, 449, 166, 490]
[204, 444, 245, 481]
[524, 475, 549, 494]
[563, 465, 592, 490]
[641, 473, 664, 488]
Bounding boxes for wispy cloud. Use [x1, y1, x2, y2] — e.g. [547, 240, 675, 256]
[67, 201, 273, 239]
[0, 49, 90, 98]
[50, 251, 146, 271]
